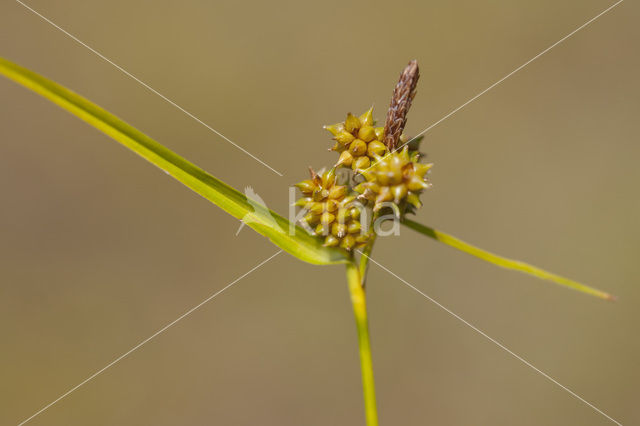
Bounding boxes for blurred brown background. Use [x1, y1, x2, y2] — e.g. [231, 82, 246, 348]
[1, 1, 638, 425]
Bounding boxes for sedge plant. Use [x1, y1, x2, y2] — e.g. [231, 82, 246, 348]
[0, 57, 615, 426]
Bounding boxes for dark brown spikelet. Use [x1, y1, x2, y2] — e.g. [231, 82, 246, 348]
[383, 60, 420, 151]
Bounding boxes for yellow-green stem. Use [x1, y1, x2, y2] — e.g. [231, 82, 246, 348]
[346, 261, 379, 426]
[359, 232, 377, 287]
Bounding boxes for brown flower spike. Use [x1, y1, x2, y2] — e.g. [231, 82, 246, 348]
[383, 60, 420, 151]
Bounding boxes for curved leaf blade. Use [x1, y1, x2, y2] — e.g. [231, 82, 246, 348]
[402, 219, 615, 301]
[0, 56, 348, 266]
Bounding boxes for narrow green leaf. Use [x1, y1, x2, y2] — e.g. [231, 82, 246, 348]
[402, 219, 615, 301]
[0, 56, 348, 266]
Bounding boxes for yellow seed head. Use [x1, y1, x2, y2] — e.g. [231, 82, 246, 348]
[358, 126, 376, 142]
[335, 131, 355, 145]
[295, 167, 373, 251]
[359, 106, 374, 127]
[367, 140, 386, 158]
[353, 156, 371, 171]
[349, 139, 367, 156]
[324, 107, 406, 172]
[345, 113, 360, 133]
[355, 146, 432, 212]
[323, 123, 344, 136]
[336, 150, 354, 167]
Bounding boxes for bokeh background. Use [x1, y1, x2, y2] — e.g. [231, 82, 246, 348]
[1, 1, 638, 425]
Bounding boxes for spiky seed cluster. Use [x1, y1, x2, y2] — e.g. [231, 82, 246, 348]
[324, 107, 388, 171]
[355, 146, 432, 213]
[296, 60, 430, 251]
[295, 168, 371, 250]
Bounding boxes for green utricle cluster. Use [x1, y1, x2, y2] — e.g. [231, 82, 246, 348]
[295, 168, 372, 250]
[296, 107, 432, 250]
[355, 146, 432, 213]
[324, 107, 386, 171]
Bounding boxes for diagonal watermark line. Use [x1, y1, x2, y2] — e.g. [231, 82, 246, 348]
[362, 253, 623, 425]
[15, 0, 284, 177]
[17, 250, 283, 426]
[366, 0, 624, 172]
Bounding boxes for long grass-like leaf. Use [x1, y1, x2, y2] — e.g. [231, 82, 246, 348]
[402, 219, 615, 301]
[0, 56, 348, 265]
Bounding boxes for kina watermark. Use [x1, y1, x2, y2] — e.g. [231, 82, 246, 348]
[235, 183, 402, 240]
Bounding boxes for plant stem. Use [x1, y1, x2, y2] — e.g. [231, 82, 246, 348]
[359, 233, 377, 287]
[346, 261, 379, 426]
